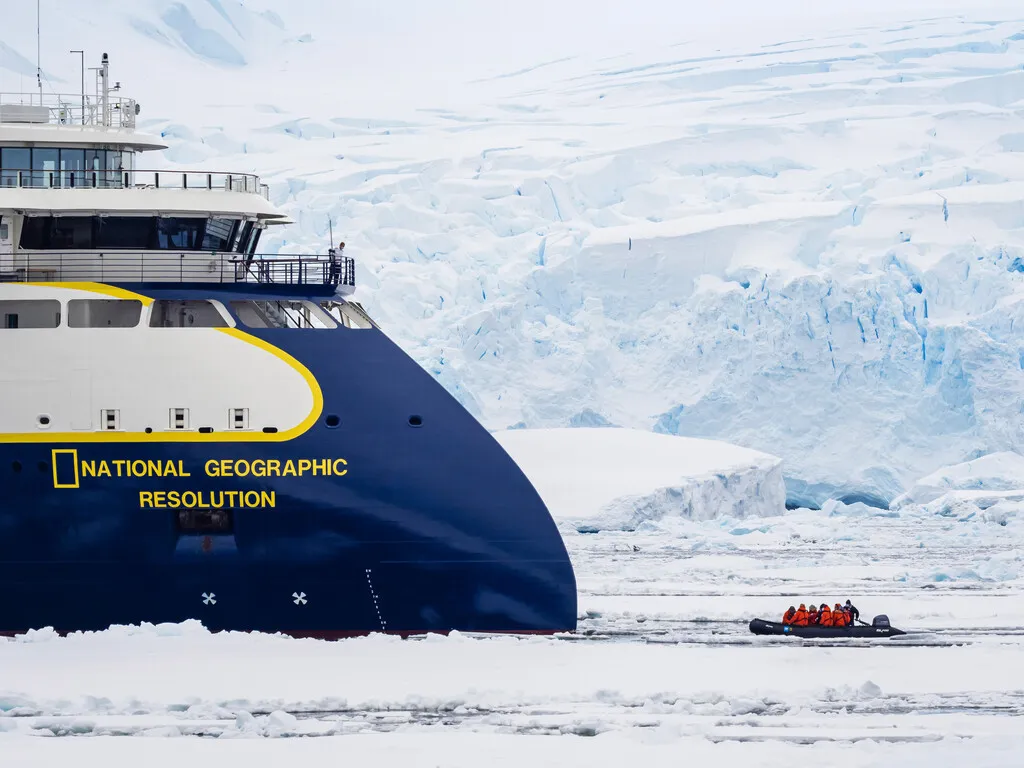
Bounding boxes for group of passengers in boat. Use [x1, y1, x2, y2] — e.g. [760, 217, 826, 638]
[781, 600, 859, 627]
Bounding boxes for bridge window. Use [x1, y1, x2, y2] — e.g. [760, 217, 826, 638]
[157, 218, 200, 249]
[201, 218, 237, 251]
[68, 299, 142, 328]
[16, 215, 247, 251]
[149, 300, 230, 328]
[231, 221, 251, 252]
[51, 217, 94, 249]
[0, 299, 61, 328]
[96, 217, 155, 249]
[19, 217, 50, 249]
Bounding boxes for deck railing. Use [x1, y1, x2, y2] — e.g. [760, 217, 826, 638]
[0, 92, 138, 129]
[0, 252, 355, 289]
[0, 169, 270, 200]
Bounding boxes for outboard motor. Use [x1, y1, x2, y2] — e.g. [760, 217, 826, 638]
[872, 615, 891, 628]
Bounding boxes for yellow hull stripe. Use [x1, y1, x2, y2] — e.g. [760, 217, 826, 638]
[33, 282, 155, 306]
[0, 284, 324, 443]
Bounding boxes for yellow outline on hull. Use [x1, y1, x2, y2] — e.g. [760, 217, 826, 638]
[0, 284, 324, 443]
[34, 282, 155, 306]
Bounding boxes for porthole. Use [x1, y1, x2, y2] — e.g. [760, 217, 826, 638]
[408, 415, 423, 428]
[11, 460, 22, 473]
[37, 461, 49, 474]
[198, 426, 214, 434]
[262, 426, 278, 434]
[37, 414, 51, 428]
[145, 427, 153, 434]
[325, 414, 340, 429]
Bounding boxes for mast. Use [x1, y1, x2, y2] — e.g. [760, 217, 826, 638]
[101, 52, 109, 127]
[36, 0, 43, 103]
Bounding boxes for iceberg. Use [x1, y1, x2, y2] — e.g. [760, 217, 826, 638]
[494, 428, 785, 531]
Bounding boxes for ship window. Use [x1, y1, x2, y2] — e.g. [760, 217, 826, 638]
[229, 300, 287, 329]
[230, 300, 337, 329]
[157, 218, 202, 250]
[85, 149, 106, 172]
[0, 148, 30, 187]
[68, 299, 142, 328]
[32, 148, 59, 188]
[232, 221, 251, 252]
[51, 217, 94, 249]
[0, 300, 61, 328]
[60, 149, 86, 187]
[248, 228, 262, 255]
[320, 300, 373, 329]
[96, 217, 155, 249]
[19, 217, 49, 249]
[201, 218, 237, 251]
[149, 300, 229, 328]
[84, 149, 120, 188]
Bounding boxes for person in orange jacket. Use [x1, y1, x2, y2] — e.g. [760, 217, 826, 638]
[808, 604, 819, 625]
[832, 603, 848, 626]
[817, 603, 833, 626]
[791, 604, 809, 626]
[782, 606, 797, 625]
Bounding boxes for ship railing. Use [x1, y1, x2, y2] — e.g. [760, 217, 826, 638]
[0, 252, 355, 289]
[0, 168, 270, 200]
[0, 92, 138, 129]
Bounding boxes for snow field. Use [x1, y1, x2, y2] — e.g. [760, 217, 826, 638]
[2, 430, 1024, 762]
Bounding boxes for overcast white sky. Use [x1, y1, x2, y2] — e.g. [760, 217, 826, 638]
[2, 0, 1022, 116]
[281, 0, 1024, 71]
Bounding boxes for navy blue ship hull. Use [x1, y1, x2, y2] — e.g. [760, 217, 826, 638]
[0, 286, 577, 636]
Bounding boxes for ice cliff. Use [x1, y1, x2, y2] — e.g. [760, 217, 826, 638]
[4, 1, 1024, 505]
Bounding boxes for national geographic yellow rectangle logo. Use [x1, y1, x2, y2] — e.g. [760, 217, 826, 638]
[51, 449, 80, 489]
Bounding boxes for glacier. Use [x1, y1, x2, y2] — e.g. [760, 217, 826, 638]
[3, 0, 1024, 505]
[495, 428, 786, 531]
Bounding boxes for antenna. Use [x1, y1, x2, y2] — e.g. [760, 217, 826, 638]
[36, 0, 43, 103]
[70, 50, 84, 125]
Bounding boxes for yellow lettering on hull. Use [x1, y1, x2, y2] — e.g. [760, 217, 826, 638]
[138, 490, 277, 509]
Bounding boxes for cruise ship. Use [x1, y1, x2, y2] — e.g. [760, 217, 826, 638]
[0, 54, 577, 636]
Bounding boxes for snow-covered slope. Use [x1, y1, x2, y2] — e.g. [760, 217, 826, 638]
[893, 451, 1024, 506]
[4, 1, 1024, 505]
[495, 428, 785, 530]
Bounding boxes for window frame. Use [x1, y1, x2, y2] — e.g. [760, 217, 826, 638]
[147, 299, 235, 329]
[67, 298, 144, 329]
[0, 299, 62, 329]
